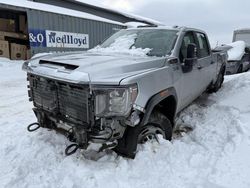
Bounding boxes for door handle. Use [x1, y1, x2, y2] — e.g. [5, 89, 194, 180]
[197, 65, 203, 70]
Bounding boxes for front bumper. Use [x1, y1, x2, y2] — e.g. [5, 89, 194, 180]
[27, 73, 127, 149]
[33, 107, 125, 145]
[28, 73, 92, 125]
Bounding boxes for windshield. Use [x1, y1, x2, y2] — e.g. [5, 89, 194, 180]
[94, 29, 178, 57]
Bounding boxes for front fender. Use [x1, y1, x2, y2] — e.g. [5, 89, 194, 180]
[140, 87, 177, 126]
[120, 66, 175, 110]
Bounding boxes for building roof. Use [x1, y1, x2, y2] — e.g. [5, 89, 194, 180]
[30, 0, 164, 26]
[234, 28, 250, 33]
[0, 0, 126, 26]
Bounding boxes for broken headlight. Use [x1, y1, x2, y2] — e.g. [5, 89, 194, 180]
[94, 85, 138, 117]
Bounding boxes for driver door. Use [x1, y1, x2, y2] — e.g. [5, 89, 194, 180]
[178, 31, 201, 109]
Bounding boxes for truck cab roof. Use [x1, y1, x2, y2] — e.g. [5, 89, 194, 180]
[126, 25, 207, 35]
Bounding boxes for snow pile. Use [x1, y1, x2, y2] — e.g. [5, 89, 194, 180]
[0, 57, 12, 66]
[89, 34, 151, 56]
[0, 57, 24, 68]
[125, 22, 147, 28]
[227, 41, 246, 61]
[0, 59, 250, 188]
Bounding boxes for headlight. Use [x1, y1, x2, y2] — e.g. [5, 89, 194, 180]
[94, 85, 138, 117]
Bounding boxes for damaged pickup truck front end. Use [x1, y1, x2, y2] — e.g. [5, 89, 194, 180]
[22, 53, 154, 156]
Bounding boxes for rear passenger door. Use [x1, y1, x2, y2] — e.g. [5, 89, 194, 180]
[194, 32, 214, 91]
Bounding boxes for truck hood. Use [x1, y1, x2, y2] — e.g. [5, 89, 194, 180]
[25, 51, 167, 85]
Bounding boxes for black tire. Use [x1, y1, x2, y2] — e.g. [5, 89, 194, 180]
[113, 110, 172, 159]
[237, 65, 243, 74]
[208, 66, 225, 93]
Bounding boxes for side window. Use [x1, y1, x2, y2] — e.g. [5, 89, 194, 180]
[179, 32, 195, 62]
[195, 33, 210, 58]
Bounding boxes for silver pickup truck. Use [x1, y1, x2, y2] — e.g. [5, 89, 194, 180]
[23, 26, 226, 158]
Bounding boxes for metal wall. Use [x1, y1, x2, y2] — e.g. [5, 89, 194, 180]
[0, 3, 126, 55]
[26, 9, 125, 55]
[233, 29, 250, 47]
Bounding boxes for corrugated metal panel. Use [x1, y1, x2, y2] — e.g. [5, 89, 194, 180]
[26, 9, 125, 55]
[0, 3, 125, 56]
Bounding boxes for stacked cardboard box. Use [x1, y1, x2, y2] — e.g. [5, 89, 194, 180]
[0, 40, 28, 60]
[26, 49, 31, 59]
[19, 15, 28, 34]
[10, 43, 27, 60]
[0, 16, 29, 60]
[0, 40, 10, 59]
[0, 18, 15, 32]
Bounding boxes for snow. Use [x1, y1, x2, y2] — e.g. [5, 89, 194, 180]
[74, 0, 164, 26]
[0, 0, 124, 26]
[1, 58, 250, 188]
[0, 0, 164, 27]
[109, 10, 164, 26]
[125, 22, 147, 28]
[103, 9, 163, 26]
[89, 34, 151, 56]
[227, 41, 246, 61]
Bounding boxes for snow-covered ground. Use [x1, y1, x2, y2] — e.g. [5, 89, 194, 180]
[0, 58, 250, 188]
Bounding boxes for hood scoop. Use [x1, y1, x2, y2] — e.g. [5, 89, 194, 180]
[39, 60, 79, 70]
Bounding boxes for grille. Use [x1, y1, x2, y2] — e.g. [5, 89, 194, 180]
[57, 84, 89, 123]
[29, 74, 90, 124]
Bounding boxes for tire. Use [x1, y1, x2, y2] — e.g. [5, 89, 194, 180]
[113, 110, 172, 159]
[237, 65, 243, 74]
[208, 66, 225, 93]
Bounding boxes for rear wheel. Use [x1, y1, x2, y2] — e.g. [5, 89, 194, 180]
[237, 65, 243, 74]
[113, 110, 172, 158]
[208, 66, 225, 93]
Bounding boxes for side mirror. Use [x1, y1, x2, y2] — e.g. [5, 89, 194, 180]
[187, 43, 197, 59]
[182, 43, 197, 73]
[245, 47, 250, 53]
[167, 57, 178, 64]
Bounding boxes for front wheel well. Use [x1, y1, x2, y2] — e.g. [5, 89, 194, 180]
[151, 95, 177, 126]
